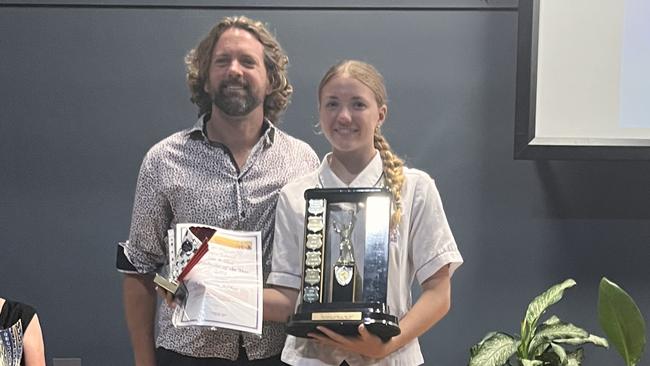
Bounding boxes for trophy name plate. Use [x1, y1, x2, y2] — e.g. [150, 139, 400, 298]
[286, 188, 400, 341]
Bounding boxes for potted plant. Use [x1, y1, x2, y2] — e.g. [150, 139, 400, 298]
[468, 279, 608, 366]
[468, 277, 647, 366]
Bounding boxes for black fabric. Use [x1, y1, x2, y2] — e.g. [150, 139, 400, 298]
[116, 242, 138, 272]
[155, 347, 287, 366]
[0, 299, 35, 330]
[1, 299, 37, 366]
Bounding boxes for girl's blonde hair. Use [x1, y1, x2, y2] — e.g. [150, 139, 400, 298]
[319, 60, 405, 229]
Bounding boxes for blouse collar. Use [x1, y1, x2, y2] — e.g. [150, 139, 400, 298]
[317, 150, 384, 188]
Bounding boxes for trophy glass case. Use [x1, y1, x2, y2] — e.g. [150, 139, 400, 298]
[286, 187, 400, 341]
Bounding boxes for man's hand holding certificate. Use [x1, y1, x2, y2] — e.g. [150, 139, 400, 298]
[157, 223, 263, 335]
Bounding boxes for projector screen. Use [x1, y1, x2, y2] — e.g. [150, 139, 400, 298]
[515, 0, 650, 160]
[619, 0, 650, 129]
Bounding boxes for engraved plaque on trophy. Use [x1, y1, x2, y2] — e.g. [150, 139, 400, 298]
[286, 188, 400, 341]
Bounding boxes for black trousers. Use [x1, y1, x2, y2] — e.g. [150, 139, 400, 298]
[155, 347, 287, 366]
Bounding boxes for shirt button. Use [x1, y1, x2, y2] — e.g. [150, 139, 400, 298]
[237, 178, 243, 184]
[240, 211, 246, 218]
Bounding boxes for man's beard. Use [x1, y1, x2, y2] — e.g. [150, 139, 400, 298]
[211, 79, 262, 117]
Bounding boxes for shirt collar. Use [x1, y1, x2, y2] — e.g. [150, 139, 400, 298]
[187, 114, 276, 147]
[318, 150, 384, 188]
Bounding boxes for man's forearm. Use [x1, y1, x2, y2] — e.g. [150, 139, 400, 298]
[123, 273, 157, 366]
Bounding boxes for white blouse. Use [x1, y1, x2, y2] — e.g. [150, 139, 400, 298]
[268, 151, 463, 366]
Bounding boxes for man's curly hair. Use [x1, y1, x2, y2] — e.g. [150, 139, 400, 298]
[185, 16, 292, 123]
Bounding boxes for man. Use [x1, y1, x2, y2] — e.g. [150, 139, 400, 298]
[117, 16, 319, 365]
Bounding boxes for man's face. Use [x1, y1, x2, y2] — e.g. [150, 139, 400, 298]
[204, 28, 271, 117]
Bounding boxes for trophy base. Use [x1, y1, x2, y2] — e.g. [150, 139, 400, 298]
[154, 273, 180, 293]
[153, 273, 187, 302]
[287, 302, 400, 341]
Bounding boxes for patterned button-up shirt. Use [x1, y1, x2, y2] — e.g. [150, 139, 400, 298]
[124, 115, 319, 359]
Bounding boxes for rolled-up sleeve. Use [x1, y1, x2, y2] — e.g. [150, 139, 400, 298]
[267, 188, 304, 290]
[408, 175, 463, 285]
[123, 152, 173, 274]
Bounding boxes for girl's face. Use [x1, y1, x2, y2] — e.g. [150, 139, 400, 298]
[319, 75, 386, 158]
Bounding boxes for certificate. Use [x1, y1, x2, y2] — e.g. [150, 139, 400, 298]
[170, 224, 263, 335]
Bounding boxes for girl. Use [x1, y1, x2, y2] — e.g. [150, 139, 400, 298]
[267, 60, 463, 365]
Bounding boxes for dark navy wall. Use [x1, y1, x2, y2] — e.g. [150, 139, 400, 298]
[1, 1, 647, 365]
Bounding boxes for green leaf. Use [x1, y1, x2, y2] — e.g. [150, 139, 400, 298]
[554, 334, 609, 348]
[549, 342, 567, 365]
[598, 277, 647, 366]
[529, 320, 588, 354]
[543, 315, 561, 326]
[472, 332, 500, 357]
[469, 332, 519, 366]
[519, 279, 577, 358]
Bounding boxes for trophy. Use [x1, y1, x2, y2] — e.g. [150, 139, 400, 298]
[153, 225, 214, 300]
[287, 188, 400, 341]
